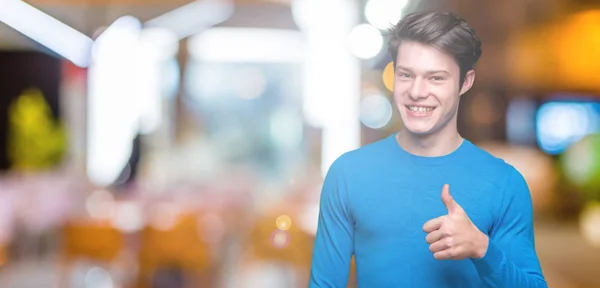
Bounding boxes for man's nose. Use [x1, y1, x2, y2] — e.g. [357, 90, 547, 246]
[409, 78, 428, 100]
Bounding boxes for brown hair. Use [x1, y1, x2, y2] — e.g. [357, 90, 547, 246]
[387, 12, 482, 88]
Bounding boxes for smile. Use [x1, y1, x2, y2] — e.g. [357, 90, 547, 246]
[407, 106, 435, 113]
[405, 105, 436, 117]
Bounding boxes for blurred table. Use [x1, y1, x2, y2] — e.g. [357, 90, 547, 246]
[535, 219, 600, 288]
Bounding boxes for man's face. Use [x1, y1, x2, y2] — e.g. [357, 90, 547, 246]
[393, 41, 474, 136]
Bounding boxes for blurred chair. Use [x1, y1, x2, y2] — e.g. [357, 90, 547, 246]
[136, 212, 214, 288]
[0, 242, 6, 268]
[241, 196, 358, 288]
[59, 220, 125, 287]
[237, 210, 315, 288]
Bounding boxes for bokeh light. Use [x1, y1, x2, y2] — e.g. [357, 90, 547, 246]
[348, 24, 383, 59]
[84, 266, 114, 288]
[360, 93, 393, 129]
[110, 201, 143, 233]
[270, 230, 290, 249]
[561, 133, 600, 198]
[536, 102, 599, 155]
[364, 0, 408, 30]
[85, 189, 115, 220]
[382, 61, 394, 91]
[150, 202, 180, 231]
[275, 215, 292, 231]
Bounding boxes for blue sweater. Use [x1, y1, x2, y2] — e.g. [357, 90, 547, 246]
[309, 133, 547, 287]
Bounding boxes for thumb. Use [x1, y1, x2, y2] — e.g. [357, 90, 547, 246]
[441, 184, 457, 213]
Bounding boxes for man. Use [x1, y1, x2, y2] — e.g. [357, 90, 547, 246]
[309, 12, 547, 287]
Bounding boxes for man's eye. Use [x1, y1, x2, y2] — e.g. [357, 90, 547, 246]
[398, 73, 411, 79]
[431, 76, 445, 81]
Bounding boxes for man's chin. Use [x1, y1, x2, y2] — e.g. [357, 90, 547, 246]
[404, 128, 434, 136]
[402, 123, 435, 136]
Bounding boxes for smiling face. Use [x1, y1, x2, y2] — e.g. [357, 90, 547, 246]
[393, 41, 474, 137]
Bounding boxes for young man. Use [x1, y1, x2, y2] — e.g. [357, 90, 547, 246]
[309, 12, 547, 287]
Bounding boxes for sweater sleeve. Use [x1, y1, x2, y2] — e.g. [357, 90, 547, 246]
[470, 167, 548, 287]
[309, 158, 354, 288]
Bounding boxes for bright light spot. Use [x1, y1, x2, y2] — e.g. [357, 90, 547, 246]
[291, 0, 361, 177]
[360, 93, 393, 129]
[136, 29, 172, 135]
[111, 202, 143, 233]
[84, 266, 114, 288]
[85, 189, 115, 220]
[92, 16, 142, 61]
[271, 230, 290, 248]
[234, 67, 267, 99]
[536, 102, 599, 155]
[291, 0, 325, 31]
[291, 0, 353, 32]
[365, 0, 408, 30]
[275, 215, 292, 231]
[580, 202, 600, 248]
[382, 61, 395, 91]
[87, 16, 142, 186]
[348, 24, 383, 59]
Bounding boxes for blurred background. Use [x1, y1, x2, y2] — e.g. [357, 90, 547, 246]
[0, 0, 599, 287]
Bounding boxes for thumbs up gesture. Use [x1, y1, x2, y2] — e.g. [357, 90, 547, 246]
[422, 184, 489, 260]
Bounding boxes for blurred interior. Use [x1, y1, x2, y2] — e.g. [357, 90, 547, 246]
[0, 0, 599, 287]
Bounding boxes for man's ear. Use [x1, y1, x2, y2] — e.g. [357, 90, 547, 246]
[459, 70, 475, 96]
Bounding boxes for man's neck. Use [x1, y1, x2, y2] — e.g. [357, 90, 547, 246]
[395, 128, 463, 157]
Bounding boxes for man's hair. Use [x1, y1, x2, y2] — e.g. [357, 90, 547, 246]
[387, 12, 482, 88]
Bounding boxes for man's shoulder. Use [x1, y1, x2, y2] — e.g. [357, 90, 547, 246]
[338, 137, 390, 163]
[329, 135, 393, 174]
[464, 141, 520, 181]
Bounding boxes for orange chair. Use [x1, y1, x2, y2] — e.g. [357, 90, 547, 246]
[0, 243, 6, 268]
[60, 220, 126, 287]
[62, 221, 124, 262]
[136, 213, 213, 288]
[238, 211, 315, 288]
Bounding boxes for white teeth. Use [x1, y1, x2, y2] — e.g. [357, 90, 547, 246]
[408, 106, 434, 113]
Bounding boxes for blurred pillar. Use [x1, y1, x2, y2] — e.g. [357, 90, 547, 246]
[173, 37, 192, 144]
[292, 0, 361, 177]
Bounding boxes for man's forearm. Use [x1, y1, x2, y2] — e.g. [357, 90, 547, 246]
[471, 240, 547, 288]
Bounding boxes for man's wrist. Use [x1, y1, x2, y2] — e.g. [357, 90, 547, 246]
[472, 232, 489, 259]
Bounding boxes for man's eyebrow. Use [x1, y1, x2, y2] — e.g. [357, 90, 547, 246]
[395, 65, 412, 72]
[426, 70, 450, 75]
[395, 66, 450, 75]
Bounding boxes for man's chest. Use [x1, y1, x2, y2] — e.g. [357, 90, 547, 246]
[349, 177, 497, 243]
